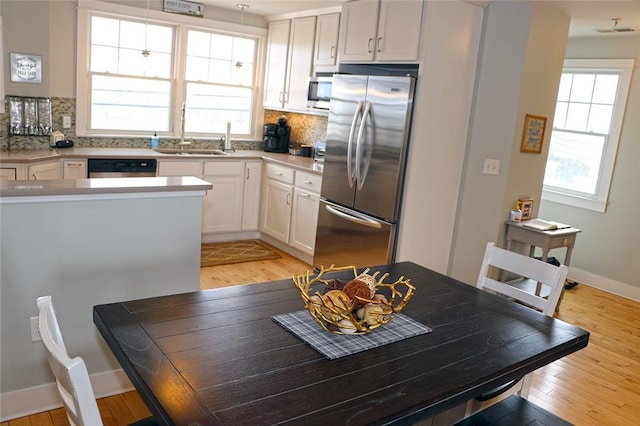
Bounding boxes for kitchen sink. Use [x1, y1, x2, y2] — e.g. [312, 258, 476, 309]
[155, 149, 230, 156]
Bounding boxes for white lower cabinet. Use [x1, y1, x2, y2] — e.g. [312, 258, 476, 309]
[158, 159, 255, 235]
[261, 178, 293, 243]
[242, 161, 262, 231]
[290, 187, 319, 254]
[157, 160, 202, 177]
[260, 163, 322, 256]
[28, 161, 62, 180]
[62, 159, 87, 179]
[0, 167, 17, 181]
[202, 161, 244, 234]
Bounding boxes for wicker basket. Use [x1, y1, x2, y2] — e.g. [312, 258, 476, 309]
[292, 265, 415, 335]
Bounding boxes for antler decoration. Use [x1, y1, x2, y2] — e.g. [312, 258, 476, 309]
[293, 265, 416, 335]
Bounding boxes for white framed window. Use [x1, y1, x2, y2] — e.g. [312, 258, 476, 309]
[89, 16, 174, 132]
[184, 29, 256, 135]
[76, 1, 265, 140]
[542, 59, 634, 212]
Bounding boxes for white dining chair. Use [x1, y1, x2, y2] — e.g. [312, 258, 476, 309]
[37, 296, 157, 426]
[466, 242, 569, 416]
[37, 295, 103, 426]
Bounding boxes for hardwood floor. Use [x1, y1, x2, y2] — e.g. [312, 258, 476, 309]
[528, 283, 640, 425]
[1, 391, 152, 426]
[199, 243, 311, 290]
[5, 246, 639, 425]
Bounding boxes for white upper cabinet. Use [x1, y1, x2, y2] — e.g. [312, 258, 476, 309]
[264, 16, 317, 111]
[263, 20, 291, 110]
[313, 13, 340, 66]
[339, 0, 423, 63]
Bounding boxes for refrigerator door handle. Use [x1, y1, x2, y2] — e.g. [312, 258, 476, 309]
[347, 100, 364, 188]
[325, 204, 382, 229]
[355, 101, 372, 190]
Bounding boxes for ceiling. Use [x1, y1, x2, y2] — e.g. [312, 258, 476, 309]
[202, 0, 640, 38]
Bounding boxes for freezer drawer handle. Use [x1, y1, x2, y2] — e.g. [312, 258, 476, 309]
[325, 204, 382, 229]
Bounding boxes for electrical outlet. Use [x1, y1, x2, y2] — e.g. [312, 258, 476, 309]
[483, 158, 500, 175]
[30, 316, 41, 342]
[63, 116, 71, 129]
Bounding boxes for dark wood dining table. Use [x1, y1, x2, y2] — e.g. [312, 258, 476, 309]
[93, 261, 589, 425]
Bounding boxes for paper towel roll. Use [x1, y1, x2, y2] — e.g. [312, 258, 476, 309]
[225, 121, 232, 150]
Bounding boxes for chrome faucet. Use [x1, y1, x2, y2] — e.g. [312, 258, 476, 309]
[179, 102, 191, 150]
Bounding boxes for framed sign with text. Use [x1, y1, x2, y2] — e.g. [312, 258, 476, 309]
[163, 0, 204, 17]
[520, 114, 547, 154]
[10, 52, 42, 84]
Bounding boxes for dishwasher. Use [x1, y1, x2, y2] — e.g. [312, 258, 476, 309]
[88, 159, 157, 178]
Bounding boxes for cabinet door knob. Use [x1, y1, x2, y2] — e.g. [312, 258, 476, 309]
[367, 38, 373, 54]
[286, 193, 291, 205]
[377, 37, 383, 53]
[330, 46, 335, 59]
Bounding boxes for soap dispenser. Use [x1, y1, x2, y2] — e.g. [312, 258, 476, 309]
[151, 132, 159, 149]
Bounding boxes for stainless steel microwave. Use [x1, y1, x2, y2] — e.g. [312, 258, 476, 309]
[306, 76, 332, 110]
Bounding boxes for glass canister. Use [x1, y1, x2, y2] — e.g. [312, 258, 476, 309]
[8, 96, 24, 134]
[23, 97, 38, 135]
[37, 97, 53, 135]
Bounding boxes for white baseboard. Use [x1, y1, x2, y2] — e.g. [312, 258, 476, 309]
[259, 233, 313, 265]
[569, 267, 639, 302]
[201, 230, 260, 243]
[0, 369, 133, 422]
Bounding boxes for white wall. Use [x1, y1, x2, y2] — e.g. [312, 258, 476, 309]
[448, 1, 570, 284]
[2, 1, 51, 97]
[0, 192, 204, 419]
[540, 36, 640, 291]
[397, 1, 483, 273]
[1, 0, 267, 99]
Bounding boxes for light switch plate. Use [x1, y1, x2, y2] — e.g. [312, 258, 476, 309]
[483, 158, 500, 175]
[63, 116, 71, 129]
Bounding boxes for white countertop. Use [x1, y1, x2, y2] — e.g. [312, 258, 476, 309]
[0, 176, 212, 198]
[0, 147, 323, 174]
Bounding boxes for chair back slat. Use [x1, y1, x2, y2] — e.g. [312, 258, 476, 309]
[477, 243, 568, 316]
[37, 296, 103, 426]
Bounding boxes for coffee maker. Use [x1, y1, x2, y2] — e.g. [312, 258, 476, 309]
[263, 116, 290, 153]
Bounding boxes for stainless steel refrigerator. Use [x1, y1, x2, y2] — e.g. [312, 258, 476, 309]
[313, 74, 416, 269]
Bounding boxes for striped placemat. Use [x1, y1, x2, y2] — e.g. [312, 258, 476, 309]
[272, 310, 432, 359]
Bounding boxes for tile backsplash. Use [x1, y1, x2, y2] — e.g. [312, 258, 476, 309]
[263, 110, 327, 146]
[1, 97, 327, 151]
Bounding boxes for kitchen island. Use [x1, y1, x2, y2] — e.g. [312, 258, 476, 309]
[0, 176, 211, 421]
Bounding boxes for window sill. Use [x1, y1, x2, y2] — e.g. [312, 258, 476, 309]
[542, 189, 607, 213]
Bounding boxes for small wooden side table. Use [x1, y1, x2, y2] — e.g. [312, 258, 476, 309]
[503, 220, 581, 310]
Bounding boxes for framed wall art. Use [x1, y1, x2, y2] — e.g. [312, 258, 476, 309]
[520, 114, 547, 154]
[10, 52, 42, 84]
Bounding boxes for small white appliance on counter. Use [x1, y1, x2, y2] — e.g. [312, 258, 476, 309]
[313, 141, 326, 162]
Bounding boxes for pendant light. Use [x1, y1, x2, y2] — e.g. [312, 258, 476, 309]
[235, 4, 249, 69]
[142, 0, 151, 57]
